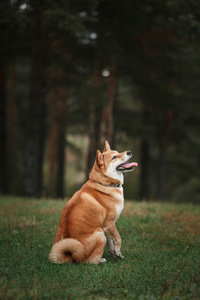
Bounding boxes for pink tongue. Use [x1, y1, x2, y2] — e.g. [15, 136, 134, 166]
[120, 162, 138, 168]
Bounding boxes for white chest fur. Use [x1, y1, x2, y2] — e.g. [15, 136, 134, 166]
[114, 188, 124, 221]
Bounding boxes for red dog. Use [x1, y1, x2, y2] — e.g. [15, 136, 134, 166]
[49, 141, 138, 264]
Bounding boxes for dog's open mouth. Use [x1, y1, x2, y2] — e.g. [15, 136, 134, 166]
[116, 162, 138, 172]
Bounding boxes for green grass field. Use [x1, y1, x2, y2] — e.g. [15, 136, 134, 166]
[0, 196, 200, 299]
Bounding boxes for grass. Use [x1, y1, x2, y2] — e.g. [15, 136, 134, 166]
[0, 196, 200, 299]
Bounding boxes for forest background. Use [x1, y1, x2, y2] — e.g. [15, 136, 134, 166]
[0, 0, 200, 202]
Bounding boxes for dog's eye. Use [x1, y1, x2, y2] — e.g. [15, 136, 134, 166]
[112, 156, 117, 160]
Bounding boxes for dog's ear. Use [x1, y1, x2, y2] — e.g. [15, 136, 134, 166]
[103, 140, 111, 152]
[96, 150, 103, 166]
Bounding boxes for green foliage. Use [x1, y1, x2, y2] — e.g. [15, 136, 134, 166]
[0, 197, 200, 299]
[43, 0, 98, 36]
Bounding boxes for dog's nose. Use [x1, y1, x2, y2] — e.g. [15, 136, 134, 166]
[127, 150, 132, 156]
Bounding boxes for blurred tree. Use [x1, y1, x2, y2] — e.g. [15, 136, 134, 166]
[86, 0, 126, 175]
[0, 0, 20, 193]
[47, 39, 69, 198]
[103, 55, 117, 144]
[56, 86, 68, 198]
[7, 63, 16, 190]
[43, 0, 99, 195]
[0, 66, 7, 194]
[46, 38, 69, 198]
[23, 1, 46, 197]
[48, 63, 59, 196]
[86, 51, 103, 178]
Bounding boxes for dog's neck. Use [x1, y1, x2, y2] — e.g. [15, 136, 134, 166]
[89, 161, 122, 187]
[90, 180, 122, 188]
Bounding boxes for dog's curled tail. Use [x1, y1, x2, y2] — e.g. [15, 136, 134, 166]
[49, 238, 85, 264]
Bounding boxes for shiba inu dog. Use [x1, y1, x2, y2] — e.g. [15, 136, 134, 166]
[49, 141, 138, 264]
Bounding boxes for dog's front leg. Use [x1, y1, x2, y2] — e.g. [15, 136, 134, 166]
[104, 222, 124, 259]
[105, 232, 115, 256]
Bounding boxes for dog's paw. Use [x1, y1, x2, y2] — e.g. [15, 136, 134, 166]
[114, 251, 124, 259]
[100, 258, 107, 263]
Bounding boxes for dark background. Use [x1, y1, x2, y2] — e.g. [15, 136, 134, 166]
[0, 0, 200, 202]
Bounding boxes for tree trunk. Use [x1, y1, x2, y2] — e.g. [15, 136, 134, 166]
[140, 101, 150, 201]
[24, 4, 45, 197]
[7, 62, 16, 189]
[140, 139, 150, 200]
[48, 67, 59, 196]
[56, 87, 68, 198]
[86, 102, 104, 179]
[86, 102, 95, 178]
[86, 53, 103, 178]
[86, 55, 117, 179]
[0, 65, 7, 194]
[157, 109, 173, 200]
[103, 56, 117, 145]
[157, 136, 167, 200]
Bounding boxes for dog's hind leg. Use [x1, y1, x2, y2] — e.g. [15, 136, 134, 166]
[83, 231, 106, 264]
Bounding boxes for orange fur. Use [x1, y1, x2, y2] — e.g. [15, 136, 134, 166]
[49, 141, 136, 264]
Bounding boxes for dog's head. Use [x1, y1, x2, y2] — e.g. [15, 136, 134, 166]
[92, 141, 138, 184]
